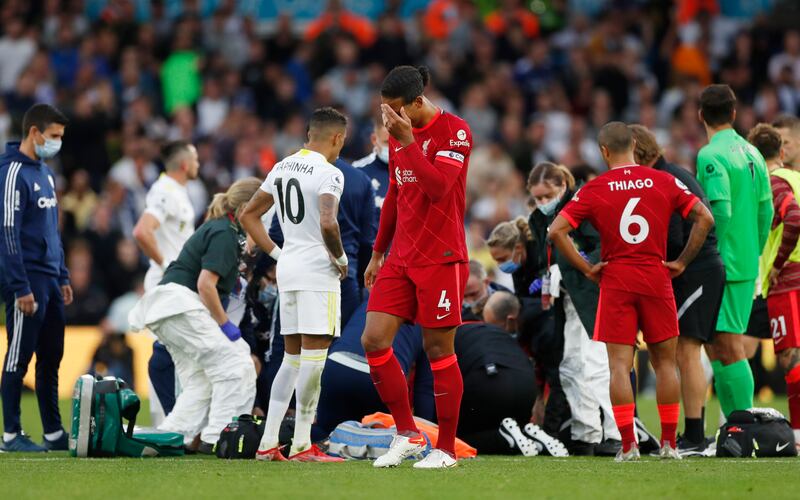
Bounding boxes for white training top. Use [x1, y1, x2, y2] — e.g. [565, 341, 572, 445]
[142, 174, 196, 291]
[262, 148, 344, 293]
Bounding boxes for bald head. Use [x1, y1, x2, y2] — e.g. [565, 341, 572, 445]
[482, 291, 519, 332]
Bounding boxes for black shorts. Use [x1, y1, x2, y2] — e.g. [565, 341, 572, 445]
[745, 296, 771, 339]
[673, 265, 725, 343]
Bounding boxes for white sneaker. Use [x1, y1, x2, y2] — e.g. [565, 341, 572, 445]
[413, 449, 457, 469]
[659, 443, 682, 460]
[523, 423, 569, 457]
[500, 418, 539, 457]
[373, 434, 427, 468]
[615, 446, 641, 462]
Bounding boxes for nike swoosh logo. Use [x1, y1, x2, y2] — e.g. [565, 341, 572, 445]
[394, 147, 402, 152]
[409, 435, 426, 445]
[776, 442, 790, 452]
[436, 313, 451, 320]
[433, 392, 449, 397]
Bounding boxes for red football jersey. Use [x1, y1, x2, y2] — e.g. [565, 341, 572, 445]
[560, 165, 699, 298]
[375, 110, 471, 267]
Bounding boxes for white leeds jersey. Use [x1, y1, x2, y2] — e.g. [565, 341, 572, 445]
[143, 174, 196, 291]
[263, 149, 344, 293]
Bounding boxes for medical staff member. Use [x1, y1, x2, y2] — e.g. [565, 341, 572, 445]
[0, 104, 72, 452]
[128, 178, 260, 453]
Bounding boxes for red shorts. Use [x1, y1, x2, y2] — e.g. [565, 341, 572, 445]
[594, 288, 679, 346]
[367, 260, 469, 328]
[767, 290, 800, 353]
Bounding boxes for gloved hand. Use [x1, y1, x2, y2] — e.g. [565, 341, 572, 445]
[529, 278, 543, 295]
[220, 320, 241, 342]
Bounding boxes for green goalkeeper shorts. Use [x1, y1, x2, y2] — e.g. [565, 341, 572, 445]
[715, 279, 756, 335]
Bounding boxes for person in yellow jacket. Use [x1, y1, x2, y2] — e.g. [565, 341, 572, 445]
[748, 123, 800, 451]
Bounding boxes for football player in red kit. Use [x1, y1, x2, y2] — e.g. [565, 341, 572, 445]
[549, 123, 715, 461]
[361, 66, 471, 469]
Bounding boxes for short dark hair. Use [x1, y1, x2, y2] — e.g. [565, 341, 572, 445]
[308, 107, 347, 138]
[598, 121, 634, 154]
[381, 65, 430, 104]
[22, 103, 68, 137]
[161, 140, 193, 171]
[772, 114, 800, 132]
[699, 84, 736, 127]
[747, 123, 782, 161]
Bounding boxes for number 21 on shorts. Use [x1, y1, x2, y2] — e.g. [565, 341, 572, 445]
[772, 315, 787, 343]
[620, 197, 650, 244]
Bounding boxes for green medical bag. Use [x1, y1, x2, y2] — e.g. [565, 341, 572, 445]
[69, 374, 185, 457]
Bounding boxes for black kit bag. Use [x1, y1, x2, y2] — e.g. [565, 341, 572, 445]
[716, 408, 797, 458]
[215, 414, 266, 459]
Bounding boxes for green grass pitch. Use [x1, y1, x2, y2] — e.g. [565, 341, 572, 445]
[1, 394, 796, 499]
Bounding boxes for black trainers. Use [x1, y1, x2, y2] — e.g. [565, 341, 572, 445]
[197, 441, 215, 455]
[42, 431, 69, 451]
[567, 440, 596, 456]
[677, 434, 711, 457]
[595, 439, 622, 456]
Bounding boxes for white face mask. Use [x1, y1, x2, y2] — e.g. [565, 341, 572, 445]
[377, 144, 389, 164]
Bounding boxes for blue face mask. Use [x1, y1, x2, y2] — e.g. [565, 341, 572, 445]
[498, 249, 521, 274]
[537, 196, 560, 216]
[35, 135, 62, 159]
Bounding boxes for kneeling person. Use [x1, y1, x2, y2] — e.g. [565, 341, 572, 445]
[128, 178, 261, 452]
[241, 108, 349, 462]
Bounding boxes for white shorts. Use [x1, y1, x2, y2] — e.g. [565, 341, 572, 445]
[279, 290, 341, 337]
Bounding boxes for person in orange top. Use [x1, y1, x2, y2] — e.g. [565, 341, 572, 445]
[485, 0, 540, 39]
[305, 0, 377, 47]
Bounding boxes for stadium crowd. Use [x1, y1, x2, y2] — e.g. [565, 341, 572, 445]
[2, 0, 800, 459]
[0, 0, 795, 314]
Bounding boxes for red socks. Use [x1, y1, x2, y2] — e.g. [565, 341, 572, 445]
[612, 403, 636, 453]
[430, 354, 463, 456]
[786, 365, 800, 430]
[658, 403, 680, 448]
[366, 347, 419, 434]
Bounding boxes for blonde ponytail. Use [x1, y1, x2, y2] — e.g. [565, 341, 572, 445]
[205, 177, 262, 220]
[487, 216, 532, 250]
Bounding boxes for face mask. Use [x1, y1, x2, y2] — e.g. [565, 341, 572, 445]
[536, 188, 565, 216]
[377, 145, 389, 164]
[498, 249, 521, 274]
[35, 135, 62, 159]
[259, 284, 278, 307]
[537, 196, 561, 216]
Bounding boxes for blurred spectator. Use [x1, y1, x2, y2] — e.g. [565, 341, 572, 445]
[306, 0, 377, 48]
[485, 0, 540, 39]
[160, 21, 201, 114]
[65, 240, 108, 325]
[61, 170, 99, 233]
[0, 17, 36, 93]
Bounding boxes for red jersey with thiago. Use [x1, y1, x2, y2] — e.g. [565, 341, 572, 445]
[560, 165, 700, 298]
[374, 109, 471, 267]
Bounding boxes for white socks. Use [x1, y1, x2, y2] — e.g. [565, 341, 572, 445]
[44, 430, 64, 441]
[4, 432, 17, 442]
[259, 353, 300, 450]
[290, 348, 328, 455]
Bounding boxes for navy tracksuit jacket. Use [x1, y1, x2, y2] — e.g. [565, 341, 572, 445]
[0, 142, 69, 434]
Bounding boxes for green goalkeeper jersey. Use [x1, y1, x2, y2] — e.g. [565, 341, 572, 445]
[696, 128, 773, 282]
